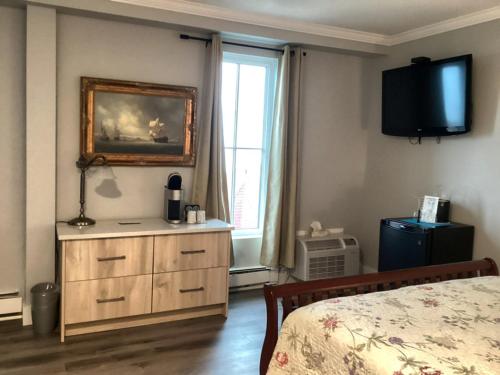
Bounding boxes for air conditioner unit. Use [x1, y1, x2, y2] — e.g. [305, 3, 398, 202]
[292, 235, 360, 281]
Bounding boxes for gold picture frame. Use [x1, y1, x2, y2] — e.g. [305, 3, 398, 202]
[81, 77, 197, 166]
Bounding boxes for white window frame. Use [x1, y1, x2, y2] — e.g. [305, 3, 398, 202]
[222, 51, 278, 238]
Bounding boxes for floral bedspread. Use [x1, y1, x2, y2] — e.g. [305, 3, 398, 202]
[267, 276, 500, 375]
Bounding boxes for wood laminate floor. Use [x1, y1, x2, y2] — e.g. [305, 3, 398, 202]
[0, 290, 268, 375]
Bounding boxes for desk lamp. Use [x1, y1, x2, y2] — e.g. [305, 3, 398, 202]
[68, 154, 106, 226]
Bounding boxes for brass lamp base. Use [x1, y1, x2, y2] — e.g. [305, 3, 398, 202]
[68, 215, 96, 227]
[69, 154, 107, 227]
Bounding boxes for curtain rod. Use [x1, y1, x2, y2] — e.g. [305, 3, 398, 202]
[179, 34, 285, 54]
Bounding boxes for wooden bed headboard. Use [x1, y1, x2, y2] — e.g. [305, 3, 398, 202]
[260, 258, 498, 375]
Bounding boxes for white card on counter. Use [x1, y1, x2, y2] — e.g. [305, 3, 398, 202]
[420, 195, 440, 223]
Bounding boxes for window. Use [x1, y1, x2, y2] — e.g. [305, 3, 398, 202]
[221, 52, 278, 235]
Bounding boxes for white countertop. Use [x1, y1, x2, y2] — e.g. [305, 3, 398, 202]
[56, 218, 233, 240]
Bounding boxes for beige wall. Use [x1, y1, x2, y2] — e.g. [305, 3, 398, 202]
[0, 6, 26, 295]
[25, 4, 57, 301]
[358, 20, 500, 269]
[56, 14, 207, 221]
[298, 49, 368, 233]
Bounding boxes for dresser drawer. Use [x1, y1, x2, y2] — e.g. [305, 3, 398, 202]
[152, 267, 227, 313]
[65, 237, 153, 281]
[65, 275, 152, 324]
[154, 233, 229, 273]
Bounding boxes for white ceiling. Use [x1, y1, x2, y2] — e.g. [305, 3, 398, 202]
[187, 0, 500, 35]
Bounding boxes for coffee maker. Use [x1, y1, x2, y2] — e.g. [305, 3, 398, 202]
[164, 172, 184, 223]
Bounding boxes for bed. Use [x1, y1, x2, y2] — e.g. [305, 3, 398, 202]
[260, 258, 499, 375]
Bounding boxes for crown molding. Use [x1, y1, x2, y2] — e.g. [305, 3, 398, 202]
[387, 5, 500, 46]
[110, 0, 390, 46]
[110, 0, 500, 48]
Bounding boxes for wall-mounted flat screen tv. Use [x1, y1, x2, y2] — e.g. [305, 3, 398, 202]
[382, 54, 472, 137]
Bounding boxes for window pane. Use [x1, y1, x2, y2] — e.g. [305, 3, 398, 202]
[224, 148, 234, 213]
[232, 149, 262, 230]
[236, 64, 266, 149]
[222, 62, 238, 148]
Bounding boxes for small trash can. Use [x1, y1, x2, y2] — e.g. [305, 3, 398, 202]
[31, 282, 60, 336]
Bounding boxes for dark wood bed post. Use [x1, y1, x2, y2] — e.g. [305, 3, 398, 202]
[260, 285, 279, 375]
[259, 258, 498, 375]
[483, 257, 499, 275]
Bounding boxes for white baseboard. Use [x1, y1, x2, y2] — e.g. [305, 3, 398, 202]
[23, 304, 32, 326]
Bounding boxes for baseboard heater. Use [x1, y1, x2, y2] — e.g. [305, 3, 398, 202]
[229, 266, 275, 290]
[0, 292, 23, 324]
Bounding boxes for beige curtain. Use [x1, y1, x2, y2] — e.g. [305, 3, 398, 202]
[191, 34, 232, 260]
[260, 46, 302, 268]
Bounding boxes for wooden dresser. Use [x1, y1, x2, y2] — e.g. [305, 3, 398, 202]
[56, 218, 232, 342]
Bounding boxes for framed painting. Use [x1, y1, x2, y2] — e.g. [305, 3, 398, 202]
[80, 77, 197, 166]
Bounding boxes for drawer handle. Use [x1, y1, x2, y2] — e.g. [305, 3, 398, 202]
[97, 255, 126, 262]
[180, 249, 206, 255]
[179, 287, 204, 293]
[96, 296, 125, 304]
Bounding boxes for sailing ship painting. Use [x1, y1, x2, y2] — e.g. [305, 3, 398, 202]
[99, 117, 169, 143]
[148, 118, 169, 143]
[93, 91, 186, 156]
[82, 77, 197, 166]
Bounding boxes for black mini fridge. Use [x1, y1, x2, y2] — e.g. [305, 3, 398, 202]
[378, 218, 474, 272]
